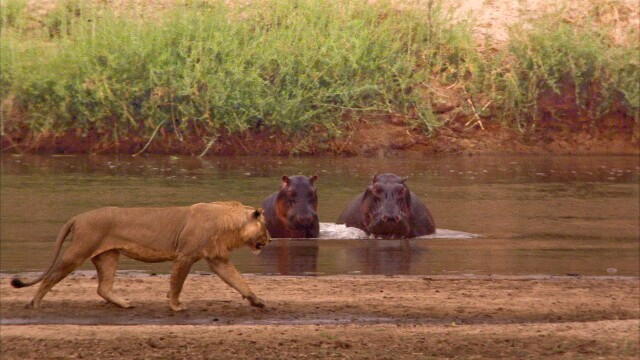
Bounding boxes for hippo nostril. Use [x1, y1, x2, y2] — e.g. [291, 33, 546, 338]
[394, 215, 401, 222]
[299, 215, 314, 225]
[382, 215, 389, 222]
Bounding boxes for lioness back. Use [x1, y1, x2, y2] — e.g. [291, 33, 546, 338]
[73, 202, 260, 260]
[80, 205, 190, 237]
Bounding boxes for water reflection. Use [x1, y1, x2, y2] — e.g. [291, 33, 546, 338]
[258, 240, 320, 275]
[249, 239, 426, 275]
[349, 240, 416, 275]
[1, 154, 638, 276]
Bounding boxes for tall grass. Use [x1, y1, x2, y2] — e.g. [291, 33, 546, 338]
[482, 8, 640, 129]
[1, 0, 472, 141]
[1, 0, 637, 148]
[0, 0, 27, 29]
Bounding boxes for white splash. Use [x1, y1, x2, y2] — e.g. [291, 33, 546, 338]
[420, 229, 483, 239]
[317, 223, 482, 240]
[318, 223, 368, 239]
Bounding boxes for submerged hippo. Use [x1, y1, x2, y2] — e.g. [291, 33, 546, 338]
[337, 173, 435, 238]
[262, 175, 319, 238]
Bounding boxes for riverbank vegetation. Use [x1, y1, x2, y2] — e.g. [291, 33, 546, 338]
[1, 0, 638, 155]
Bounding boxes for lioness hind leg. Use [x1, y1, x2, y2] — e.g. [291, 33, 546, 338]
[30, 252, 88, 308]
[92, 250, 131, 308]
[169, 258, 195, 311]
[207, 258, 265, 308]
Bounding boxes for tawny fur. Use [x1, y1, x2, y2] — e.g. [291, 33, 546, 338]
[10, 201, 271, 311]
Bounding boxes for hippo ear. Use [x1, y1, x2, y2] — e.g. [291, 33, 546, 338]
[371, 173, 379, 184]
[400, 177, 408, 184]
[281, 176, 290, 188]
[368, 183, 383, 197]
[309, 174, 318, 184]
[253, 208, 263, 219]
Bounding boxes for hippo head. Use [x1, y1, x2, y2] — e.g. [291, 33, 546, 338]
[277, 175, 319, 237]
[365, 174, 412, 238]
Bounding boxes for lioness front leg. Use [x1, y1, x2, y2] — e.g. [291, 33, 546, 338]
[169, 258, 195, 311]
[207, 258, 265, 308]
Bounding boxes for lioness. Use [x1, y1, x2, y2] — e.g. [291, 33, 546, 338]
[11, 201, 271, 311]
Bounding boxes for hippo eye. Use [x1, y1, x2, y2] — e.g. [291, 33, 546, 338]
[373, 186, 384, 197]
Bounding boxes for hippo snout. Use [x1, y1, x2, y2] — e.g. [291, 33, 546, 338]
[368, 211, 410, 237]
[381, 214, 402, 223]
[290, 212, 318, 229]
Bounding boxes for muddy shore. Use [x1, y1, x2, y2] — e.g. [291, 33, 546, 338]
[1, 273, 638, 359]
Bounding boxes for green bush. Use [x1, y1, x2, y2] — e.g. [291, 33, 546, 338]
[2, 0, 470, 138]
[2, 0, 636, 142]
[490, 12, 639, 128]
[0, 0, 27, 29]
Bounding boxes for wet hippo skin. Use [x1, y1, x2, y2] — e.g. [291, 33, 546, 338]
[262, 175, 319, 238]
[337, 173, 435, 238]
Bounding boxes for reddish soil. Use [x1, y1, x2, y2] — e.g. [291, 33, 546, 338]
[1, 274, 639, 359]
[2, 113, 638, 156]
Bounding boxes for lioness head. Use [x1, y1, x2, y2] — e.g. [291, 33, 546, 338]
[243, 208, 271, 254]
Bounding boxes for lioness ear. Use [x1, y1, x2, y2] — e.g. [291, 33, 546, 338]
[253, 208, 263, 219]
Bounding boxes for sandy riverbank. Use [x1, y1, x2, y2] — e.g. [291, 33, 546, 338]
[1, 274, 638, 359]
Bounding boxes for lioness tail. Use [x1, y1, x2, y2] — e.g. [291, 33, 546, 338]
[10, 278, 27, 288]
[10, 218, 75, 288]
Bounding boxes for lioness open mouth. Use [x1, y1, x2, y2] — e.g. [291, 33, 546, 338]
[250, 242, 266, 255]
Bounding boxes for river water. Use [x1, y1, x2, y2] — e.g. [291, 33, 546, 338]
[1, 154, 638, 276]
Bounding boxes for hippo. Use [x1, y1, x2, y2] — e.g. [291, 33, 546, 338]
[337, 173, 435, 238]
[262, 175, 319, 238]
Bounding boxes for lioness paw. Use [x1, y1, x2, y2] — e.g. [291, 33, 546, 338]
[26, 301, 38, 309]
[249, 297, 266, 308]
[119, 301, 133, 309]
[170, 303, 187, 312]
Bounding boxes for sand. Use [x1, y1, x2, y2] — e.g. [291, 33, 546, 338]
[1, 273, 638, 359]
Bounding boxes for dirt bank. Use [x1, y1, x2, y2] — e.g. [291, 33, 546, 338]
[3, 115, 638, 156]
[1, 274, 638, 359]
